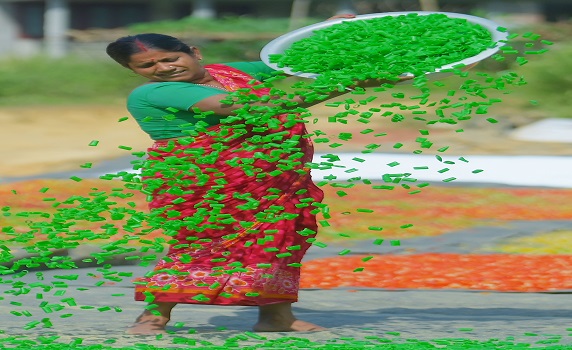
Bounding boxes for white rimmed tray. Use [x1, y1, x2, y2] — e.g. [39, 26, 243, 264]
[260, 11, 509, 79]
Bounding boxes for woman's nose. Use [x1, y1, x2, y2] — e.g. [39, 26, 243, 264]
[156, 62, 175, 72]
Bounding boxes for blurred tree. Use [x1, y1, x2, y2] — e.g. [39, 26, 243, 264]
[419, 0, 439, 11]
[289, 0, 311, 30]
[336, 0, 357, 15]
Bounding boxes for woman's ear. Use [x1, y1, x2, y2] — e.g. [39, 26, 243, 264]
[191, 46, 203, 61]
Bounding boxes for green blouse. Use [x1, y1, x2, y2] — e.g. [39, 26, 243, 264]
[126, 61, 276, 140]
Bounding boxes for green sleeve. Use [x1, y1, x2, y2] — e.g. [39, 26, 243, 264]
[141, 82, 227, 111]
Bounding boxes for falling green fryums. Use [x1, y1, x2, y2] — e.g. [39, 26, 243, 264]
[0, 13, 553, 348]
[373, 239, 384, 245]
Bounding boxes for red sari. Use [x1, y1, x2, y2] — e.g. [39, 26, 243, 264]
[134, 64, 324, 306]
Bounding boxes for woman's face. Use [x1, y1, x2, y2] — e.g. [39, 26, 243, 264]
[127, 48, 206, 82]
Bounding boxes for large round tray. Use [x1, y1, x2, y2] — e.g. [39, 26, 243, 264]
[260, 11, 509, 78]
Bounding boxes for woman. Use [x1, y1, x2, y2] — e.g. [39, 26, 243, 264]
[106, 14, 366, 335]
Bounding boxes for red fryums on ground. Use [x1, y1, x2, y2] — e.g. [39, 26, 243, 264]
[301, 254, 572, 292]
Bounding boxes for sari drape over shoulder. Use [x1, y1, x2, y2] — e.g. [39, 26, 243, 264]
[134, 64, 324, 306]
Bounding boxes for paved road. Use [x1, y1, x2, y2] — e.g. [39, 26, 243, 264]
[2, 146, 572, 347]
[2, 229, 572, 349]
[1, 271, 572, 348]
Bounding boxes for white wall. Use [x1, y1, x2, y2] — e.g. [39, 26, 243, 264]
[0, 3, 18, 56]
[44, 0, 69, 57]
[0, 2, 44, 57]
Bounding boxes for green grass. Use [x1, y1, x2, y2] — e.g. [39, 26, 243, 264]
[0, 56, 144, 106]
[512, 42, 572, 117]
[128, 16, 323, 34]
[196, 39, 270, 63]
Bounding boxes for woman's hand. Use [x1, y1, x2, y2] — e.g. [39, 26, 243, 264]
[326, 14, 356, 21]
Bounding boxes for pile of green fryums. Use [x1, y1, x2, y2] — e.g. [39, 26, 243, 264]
[270, 13, 495, 85]
[1, 333, 570, 349]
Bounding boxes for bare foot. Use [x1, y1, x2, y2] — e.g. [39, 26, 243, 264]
[255, 302, 326, 332]
[252, 319, 326, 332]
[125, 315, 170, 335]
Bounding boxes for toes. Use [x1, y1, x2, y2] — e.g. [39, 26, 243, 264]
[126, 320, 168, 335]
[290, 320, 327, 332]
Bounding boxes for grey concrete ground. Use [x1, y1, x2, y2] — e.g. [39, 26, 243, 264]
[2, 126, 572, 347]
[2, 225, 572, 349]
[2, 285, 572, 348]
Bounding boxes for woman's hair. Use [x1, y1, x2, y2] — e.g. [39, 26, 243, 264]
[106, 33, 194, 68]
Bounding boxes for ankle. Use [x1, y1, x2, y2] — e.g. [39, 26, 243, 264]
[258, 302, 296, 323]
[258, 312, 296, 324]
[142, 302, 176, 320]
[137, 312, 170, 324]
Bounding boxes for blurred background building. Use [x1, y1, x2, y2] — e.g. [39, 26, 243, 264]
[0, 0, 571, 58]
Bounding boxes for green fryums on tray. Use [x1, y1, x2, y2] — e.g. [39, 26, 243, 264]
[269, 13, 496, 85]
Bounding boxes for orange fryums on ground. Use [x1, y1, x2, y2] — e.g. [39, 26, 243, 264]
[3, 180, 572, 244]
[318, 185, 572, 240]
[301, 254, 572, 292]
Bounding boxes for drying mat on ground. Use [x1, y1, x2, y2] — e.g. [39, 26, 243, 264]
[301, 253, 572, 292]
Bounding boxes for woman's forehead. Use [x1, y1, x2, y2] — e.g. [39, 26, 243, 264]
[129, 49, 179, 62]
